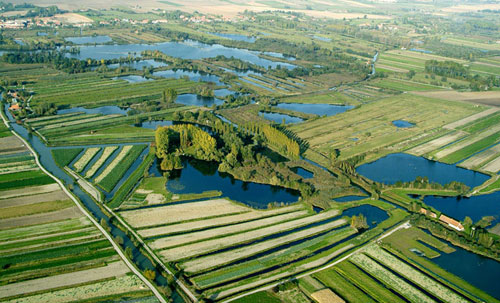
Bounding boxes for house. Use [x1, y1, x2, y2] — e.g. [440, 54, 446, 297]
[419, 208, 437, 218]
[9, 104, 20, 111]
[439, 214, 464, 231]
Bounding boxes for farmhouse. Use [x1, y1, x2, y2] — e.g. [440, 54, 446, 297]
[9, 103, 20, 111]
[439, 214, 465, 231]
[419, 207, 437, 218]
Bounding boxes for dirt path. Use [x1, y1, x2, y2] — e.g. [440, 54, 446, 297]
[64, 167, 101, 202]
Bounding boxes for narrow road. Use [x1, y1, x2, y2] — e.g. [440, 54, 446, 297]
[1, 112, 167, 303]
[222, 221, 411, 303]
[64, 166, 102, 202]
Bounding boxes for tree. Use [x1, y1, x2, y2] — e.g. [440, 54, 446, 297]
[144, 269, 156, 281]
[164, 88, 178, 104]
[351, 214, 369, 230]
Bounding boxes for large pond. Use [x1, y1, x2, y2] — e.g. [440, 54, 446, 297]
[65, 35, 112, 44]
[208, 32, 256, 43]
[392, 120, 415, 128]
[114, 75, 153, 83]
[155, 158, 300, 208]
[421, 234, 500, 299]
[423, 191, 500, 225]
[357, 153, 489, 188]
[175, 94, 224, 107]
[275, 103, 354, 117]
[259, 112, 303, 124]
[64, 40, 296, 69]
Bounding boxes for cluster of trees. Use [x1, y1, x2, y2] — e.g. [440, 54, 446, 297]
[425, 60, 469, 79]
[351, 214, 369, 230]
[155, 124, 218, 170]
[242, 122, 300, 158]
[0, 51, 93, 73]
[190, 84, 214, 97]
[392, 176, 470, 195]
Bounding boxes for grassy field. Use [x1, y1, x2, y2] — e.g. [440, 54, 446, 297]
[50, 148, 83, 167]
[289, 94, 481, 164]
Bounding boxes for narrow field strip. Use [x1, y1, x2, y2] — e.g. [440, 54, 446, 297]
[2, 275, 147, 303]
[95, 145, 133, 183]
[350, 253, 435, 303]
[434, 124, 500, 160]
[0, 206, 82, 230]
[121, 198, 251, 228]
[139, 204, 304, 238]
[211, 244, 354, 299]
[192, 227, 356, 288]
[407, 131, 466, 156]
[73, 147, 100, 172]
[182, 218, 347, 274]
[85, 146, 118, 178]
[40, 114, 122, 131]
[459, 144, 500, 169]
[150, 210, 309, 250]
[481, 154, 500, 173]
[31, 114, 100, 128]
[364, 245, 468, 303]
[0, 183, 60, 200]
[0, 233, 102, 255]
[25, 112, 84, 124]
[0, 261, 129, 299]
[0, 190, 68, 209]
[443, 107, 500, 130]
[0, 226, 96, 247]
[0, 199, 74, 220]
[159, 209, 340, 262]
[0, 217, 91, 241]
[440, 131, 500, 164]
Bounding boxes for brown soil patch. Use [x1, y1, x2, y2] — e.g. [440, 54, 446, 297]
[0, 183, 60, 200]
[0, 206, 82, 230]
[0, 136, 27, 155]
[413, 90, 500, 106]
[0, 190, 68, 209]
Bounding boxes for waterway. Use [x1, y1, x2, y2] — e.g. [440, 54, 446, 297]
[259, 112, 304, 124]
[65, 35, 112, 44]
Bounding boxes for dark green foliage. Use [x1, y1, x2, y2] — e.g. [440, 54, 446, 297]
[51, 148, 84, 167]
[425, 60, 469, 79]
[108, 149, 155, 208]
[98, 144, 147, 192]
[0, 170, 53, 191]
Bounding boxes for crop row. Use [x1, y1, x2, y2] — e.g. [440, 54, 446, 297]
[96, 145, 146, 192]
[73, 148, 101, 172]
[85, 146, 119, 179]
[51, 148, 84, 167]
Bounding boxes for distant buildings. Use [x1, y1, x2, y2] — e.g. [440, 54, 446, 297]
[419, 207, 464, 231]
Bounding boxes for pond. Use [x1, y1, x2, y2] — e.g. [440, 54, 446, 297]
[291, 167, 314, 179]
[114, 75, 152, 83]
[65, 35, 112, 44]
[423, 191, 500, 226]
[106, 59, 168, 70]
[261, 51, 296, 61]
[158, 158, 300, 208]
[64, 40, 296, 69]
[392, 120, 415, 128]
[259, 112, 304, 124]
[175, 94, 224, 107]
[275, 103, 354, 117]
[14, 39, 25, 46]
[136, 120, 173, 129]
[208, 32, 256, 43]
[57, 105, 130, 115]
[153, 69, 223, 85]
[342, 204, 388, 228]
[312, 35, 331, 42]
[357, 153, 489, 188]
[420, 234, 500, 299]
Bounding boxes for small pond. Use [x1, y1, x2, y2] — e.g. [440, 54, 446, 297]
[275, 103, 354, 117]
[312, 35, 331, 42]
[357, 153, 489, 188]
[106, 59, 168, 70]
[158, 158, 300, 208]
[136, 120, 173, 129]
[65, 35, 112, 44]
[343, 204, 388, 228]
[291, 167, 314, 179]
[208, 32, 256, 43]
[114, 75, 152, 83]
[392, 120, 415, 128]
[259, 112, 304, 124]
[175, 94, 224, 107]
